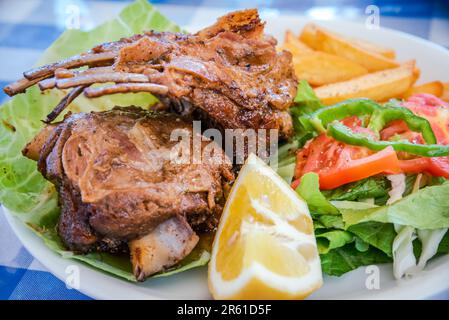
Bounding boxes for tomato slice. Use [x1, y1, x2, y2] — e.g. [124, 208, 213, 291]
[291, 178, 300, 190]
[399, 157, 430, 174]
[405, 95, 449, 178]
[382, 94, 449, 178]
[380, 120, 409, 140]
[427, 157, 449, 179]
[401, 94, 449, 144]
[293, 131, 400, 190]
[318, 146, 400, 190]
[293, 95, 449, 190]
[398, 157, 449, 178]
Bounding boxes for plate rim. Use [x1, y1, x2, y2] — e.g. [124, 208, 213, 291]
[3, 16, 449, 300]
[6, 207, 449, 300]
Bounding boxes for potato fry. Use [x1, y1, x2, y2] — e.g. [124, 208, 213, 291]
[282, 30, 314, 55]
[412, 67, 421, 83]
[404, 81, 444, 98]
[315, 61, 418, 105]
[300, 23, 398, 72]
[442, 82, 449, 102]
[281, 41, 312, 57]
[347, 38, 396, 59]
[292, 52, 368, 86]
[299, 23, 319, 49]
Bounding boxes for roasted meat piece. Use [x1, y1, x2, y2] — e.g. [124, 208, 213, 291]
[24, 106, 234, 278]
[5, 8, 297, 281]
[5, 9, 297, 139]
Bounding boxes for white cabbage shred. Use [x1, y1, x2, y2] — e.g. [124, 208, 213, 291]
[387, 174, 446, 279]
[392, 225, 417, 279]
[386, 174, 406, 205]
[416, 228, 448, 270]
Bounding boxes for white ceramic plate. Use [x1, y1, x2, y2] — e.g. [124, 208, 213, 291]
[5, 12, 449, 300]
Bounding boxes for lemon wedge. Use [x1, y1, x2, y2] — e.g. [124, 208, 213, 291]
[208, 154, 322, 300]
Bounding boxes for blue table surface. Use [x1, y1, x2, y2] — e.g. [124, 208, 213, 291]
[0, 0, 448, 300]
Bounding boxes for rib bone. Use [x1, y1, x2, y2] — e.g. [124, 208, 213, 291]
[84, 83, 168, 98]
[39, 78, 57, 91]
[55, 66, 114, 79]
[129, 215, 199, 281]
[44, 85, 86, 123]
[56, 72, 149, 89]
[23, 51, 116, 80]
[4, 76, 49, 96]
[54, 68, 76, 79]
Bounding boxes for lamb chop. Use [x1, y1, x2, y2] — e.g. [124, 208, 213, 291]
[4, 9, 297, 141]
[5, 9, 297, 281]
[24, 106, 234, 280]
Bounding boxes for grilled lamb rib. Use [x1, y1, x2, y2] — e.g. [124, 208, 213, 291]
[24, 106, 234, 278]
[7, 9, 299, 280]
[4, 9, 297, 139]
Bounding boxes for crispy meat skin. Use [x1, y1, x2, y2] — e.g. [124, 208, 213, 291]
[5, 9, 297, 138]
[102, 10, 296, 137]
[33, 107, 234, 253]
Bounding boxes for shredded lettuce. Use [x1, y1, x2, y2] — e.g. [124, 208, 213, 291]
[339, 182, 449, 229]
[0, 0, 210, 282]
[416, 228, 448, 270]
[386, 174, 406, 205]
[392, 225, 417, 279]
[286, 79, 449, 277]
[336, 178, 449, 278]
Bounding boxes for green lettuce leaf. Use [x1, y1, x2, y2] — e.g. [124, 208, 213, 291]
[354, 237, 370, 252]
[322, 176, 389, 203]
[277, 162, 296, 184]
[296, 172, 339, 215]
[292, 80, 322, 113]
[348, 221, 396, 256]
[289, 80, 319, 143]
[0, 0, 210, 282]
[437, 230, 449, 254]
[320, 244, 392, 276]
[340, 183, 449, 229]
[316, 215, 345, 230]
[275, 80, 319, 180]
[315, 230, 354, 254]
[274, 139, 300, 183]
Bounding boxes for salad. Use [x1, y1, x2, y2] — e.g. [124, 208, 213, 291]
[277, 80, 449, 278]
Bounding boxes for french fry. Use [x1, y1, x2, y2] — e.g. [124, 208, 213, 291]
[282, 30, 314, 55]
[315, 61, 418, 105]
[299, 23, 319, 49]
[292, 52, 368, 86]
[442, 82, 449, 102]
[347, 38, 396, 59]
[404, 81, 444, 98]
[300, 23, 399, 72]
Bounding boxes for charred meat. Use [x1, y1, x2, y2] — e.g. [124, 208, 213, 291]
[24, 106, 234, 278]
[6, 9, 298, 281]
[4, 9, 297, 139]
